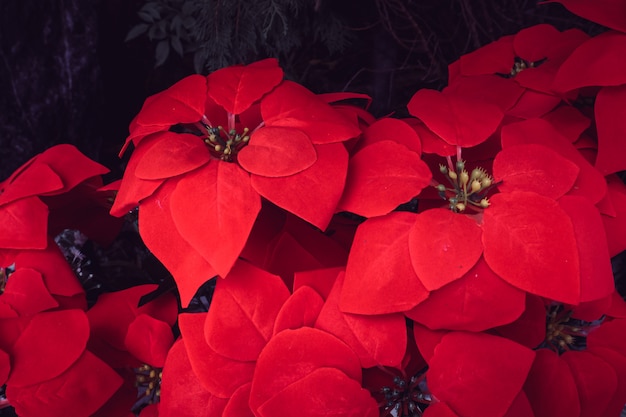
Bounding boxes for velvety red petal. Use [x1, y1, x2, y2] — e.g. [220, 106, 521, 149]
[358, 117, 423, 154]
[428, 331, 535, 417]
[446, 74, 525, 112]
[223, 383, 255, 417]
[501, 118, 607, 204]
[587, 347, 626, 417]
[523, 349, 580, 417]
[338, 140, 432, 218]
[513, 24, 561, 62]
[207, 58, 283, 114]
[602, 176, 626, 256]
[249, 327, 362, 413]
[14, 243, 84, 297]
[552, 32, 626, 91]
[159, 338, 226, 417]
[0, 162, 63, 206]
[558, 195, 615, 302]
[408, 88, 504, 148]
[204, 260, 290, 361]
[340, 212, 429, 315]
[493, 144, 579, 199]
[134, 132, 211, 180]
[170, 161, 261, 277]
[594, 85, 626, 175]
[409, 208, 482, 291]
[506, 90, 562, 119]
[7, 351, 122, 417]
[262, 81, 361, 144]
[406, 257, 526, 331]
[1, 268, 59, 315]
[36, 144, 110, 191]
[251, 142, 348, 230]
[541, 105, 590, 143]
[293, 266, 344, 300]
[316, 271, 407, 368]
[273, 286, 324, 336]
[8, 309, 89, 387]
[482, 191, 580, 304]
[412, 323, 448, 363]
[587, 318, 626, 354]
[178, 312, 256, 398]
[545, 0, 626, 34]
[125, 314, 174, 367]
[503, 391, 535, 417]
[0, 197, 48, 250]
[561, 350, 618, 417]
[132, 74, 206, 131]
[237, 127, 317, 177]
[139, 180, 217, 306]
[423, 402, 461, 417]
[407, 119, 456, 156]
[254, 368, 379, 417]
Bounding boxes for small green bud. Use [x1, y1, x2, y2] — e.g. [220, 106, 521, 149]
[439, 164, 448, 175]
[437, 184, 446, 193]
[456, 160, 465, 172]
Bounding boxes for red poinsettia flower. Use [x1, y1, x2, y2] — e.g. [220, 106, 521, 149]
[112, 58, 360, 284]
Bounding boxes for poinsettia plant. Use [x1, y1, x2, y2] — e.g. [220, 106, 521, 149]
[2, 1, 626, 416]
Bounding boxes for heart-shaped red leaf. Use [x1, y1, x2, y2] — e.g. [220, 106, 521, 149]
[595, 85, 626, 175]
[493, 143, 579, 199]
[204, 260, 290, 361]
[428, 331, 535, 417]
[273, 286, 324, 336]
[406, 258, 526, 331]
[1, 268, 59, 315]
[409, 208, 483, 291]
[482, 191, 580, 304]
[222, 383, 255, 417]
[338, 140, 432, 218]
[207, 58, 283, 114]
[139, 180, 218, 307]
[251, 142, 348, 230]
[358, 117, 423, 154]
[125, 314, 174, 367]
[408, 88, 504, 148]
[237, 127, 317, 177]
[0, 163, 63, 206]
[37, 144, 110, 191]
[135, 132, 210, 180]
[340, 212, 429, 315]
[262, 81, 361, 144]
[170, 161, 261, 277]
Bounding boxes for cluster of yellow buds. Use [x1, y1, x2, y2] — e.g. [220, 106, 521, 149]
[203, 125, 251, 161]
[436, 160, 494, 212]
[135, 364, 163, 402]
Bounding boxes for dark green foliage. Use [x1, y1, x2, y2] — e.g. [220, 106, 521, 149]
[127, 0, 351, 74]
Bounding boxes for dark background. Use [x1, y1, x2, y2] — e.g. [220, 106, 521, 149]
[0, 0, 602, 182]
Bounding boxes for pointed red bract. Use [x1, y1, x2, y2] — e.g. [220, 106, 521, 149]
[428, 332, 535, 417]
[237, 127, 317, 177]
[357, 117, 423, 154]
[408, 88, 504, 148]
[251, 142, 348, 230]
[409, 208, 483, 291]
[482, 191, 580, 304]
[1, 268, 59, 315]
[0, 197, 48, 250]
[134, 132, 211, 180]
[0, 163, 62, 205]
[262, 81, 361, 144]
[139, 180, 217, 306]
[493, 144, 579, 199]
[338, 140, 432, 218]
[222, 383, 255, 417]
[207, 58, 283, 114]
[558, 195, 615, 302]
[179, 312, 255, 398]
[594, 85, 626, 175]
[341, 212, 429, 315]
[125, 314, 174, 367]
[273, 286, 324, 336]
[249, 327, 363, 413]
[204, 260, 290, 362]
[552, 32, 626, 91]
[8, 309, 89, 387]
[170, 161, 261, 277]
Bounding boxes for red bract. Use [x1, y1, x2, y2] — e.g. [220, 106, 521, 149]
[545, 0, 626, 33]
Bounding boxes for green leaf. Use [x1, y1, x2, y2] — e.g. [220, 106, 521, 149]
[124, 23, 149, 42]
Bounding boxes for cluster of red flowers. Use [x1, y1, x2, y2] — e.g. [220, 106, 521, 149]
[2, 1, 626, 416]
